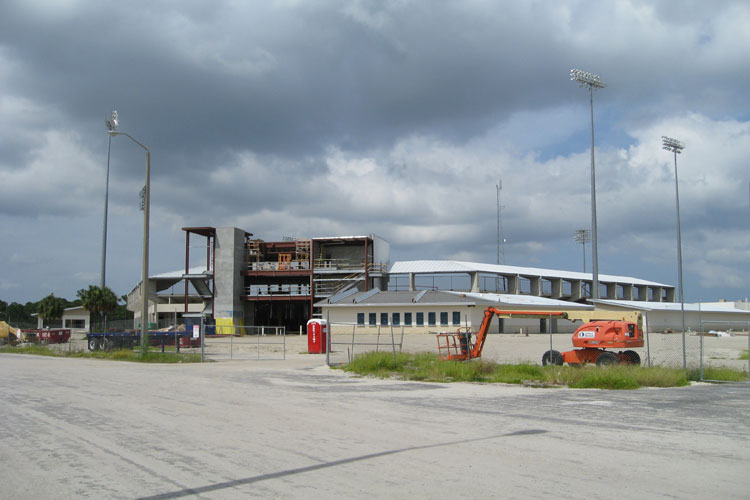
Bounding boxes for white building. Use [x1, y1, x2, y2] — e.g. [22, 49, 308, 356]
[317, 289, 593, 334]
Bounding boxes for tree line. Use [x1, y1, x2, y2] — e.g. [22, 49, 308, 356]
[0, 286, 133, 330]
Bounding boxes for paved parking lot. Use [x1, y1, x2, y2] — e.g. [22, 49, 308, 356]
[1, 352, 749, 499]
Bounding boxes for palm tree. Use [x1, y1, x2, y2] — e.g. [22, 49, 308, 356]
[37, 293, 65, 328]
[76, 286, 118, 332]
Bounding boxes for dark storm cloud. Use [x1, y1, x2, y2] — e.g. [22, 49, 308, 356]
[1, 0, 749, 303]
[0, 0, 580, 167]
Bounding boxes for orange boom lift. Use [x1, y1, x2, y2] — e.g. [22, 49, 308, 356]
[436, 307, 567, 361]
[437, 306, 644, 366]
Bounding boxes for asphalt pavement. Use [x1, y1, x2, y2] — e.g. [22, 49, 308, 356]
[1, 353, 748, 499]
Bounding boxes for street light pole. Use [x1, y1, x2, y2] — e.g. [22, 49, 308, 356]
[102, 111, 118, 288]
[662, 135, 687, 372]
[571, 69, 606, 300]
[108, 124, 151, 355]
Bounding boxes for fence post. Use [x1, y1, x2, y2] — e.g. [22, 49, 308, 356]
[325, 310, 331, 366]
[698, 302, 703, 382]
[644, 313, 651, 368]
[390, 325, 397, 367]
[548, 314, 553, 363]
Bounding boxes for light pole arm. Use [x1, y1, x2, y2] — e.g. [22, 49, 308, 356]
[109, 130, 151, 353]
[109, 131, 150, 154]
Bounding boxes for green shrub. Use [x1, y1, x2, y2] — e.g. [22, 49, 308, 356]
[339, 351, 727, 389]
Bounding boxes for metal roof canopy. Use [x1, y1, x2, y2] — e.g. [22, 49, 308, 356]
[592, 299, 750, 314]
[319, 290, 594, 309]
[389, 260, 671, 287]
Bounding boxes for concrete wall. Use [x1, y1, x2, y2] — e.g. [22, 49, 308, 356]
[214, 227, 247, 331]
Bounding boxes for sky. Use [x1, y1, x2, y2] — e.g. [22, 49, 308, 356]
[1, 0, 749, 305]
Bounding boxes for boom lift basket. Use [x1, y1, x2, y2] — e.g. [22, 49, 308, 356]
[437, 330, 476, 361]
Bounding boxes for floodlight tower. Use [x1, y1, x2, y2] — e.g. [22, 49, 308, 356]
[574, 228, 591, 273]
[496, 179, 505, 265]
[662, 135, 687, 371]
[571, 69, 605, 299]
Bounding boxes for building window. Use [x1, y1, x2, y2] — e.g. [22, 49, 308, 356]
[404, 312, 412, 326]
[452, 311, 461, 325]
[440, 312, 448, 326]
[64, 319, 86, 329]
[416, 312, 424, 326]
[428, 312, 436, 326]
[380, 312, 389, 326]
[392, 312, 400, 326]
[369, 313, 376, 326]
[357, 313, 365, 326]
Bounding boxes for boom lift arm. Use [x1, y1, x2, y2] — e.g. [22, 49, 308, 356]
[437, 307, 568, 361]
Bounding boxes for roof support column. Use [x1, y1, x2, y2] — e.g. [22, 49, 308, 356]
[530, 276, 542, 296]
[409, 273, 415, 292]
[507, 275, 520, 295]
[551, 278, 563, 299]
[470, 272, 480, 293]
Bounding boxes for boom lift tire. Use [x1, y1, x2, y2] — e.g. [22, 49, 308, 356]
[623, 350, 641, 365]
[542, 350, 564, 366]
[595, 351, 618, 366]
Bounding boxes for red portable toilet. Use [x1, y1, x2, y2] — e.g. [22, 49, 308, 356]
[307, 319, 328, 354]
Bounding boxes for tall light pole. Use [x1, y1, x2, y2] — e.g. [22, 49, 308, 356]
[108, 118, 151, 355]
[574, 228, 591, 272]
[102, 110, 118, 288]
[662, 135, 686, 371]
[496, 179, 504, 265]
[571, 69, 605, 299]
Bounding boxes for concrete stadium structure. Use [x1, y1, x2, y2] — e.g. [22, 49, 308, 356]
[126, 227, 750, 333]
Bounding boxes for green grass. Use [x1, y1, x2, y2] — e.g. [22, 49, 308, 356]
[740, 350, 749, 361]
[0, 344, 202, 363]
[339, 351, 750, 389]
[689, 366, 748, 383]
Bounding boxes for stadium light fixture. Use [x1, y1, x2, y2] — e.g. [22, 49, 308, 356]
[571, 68, 605, 299]
[662, 135, 687, 372]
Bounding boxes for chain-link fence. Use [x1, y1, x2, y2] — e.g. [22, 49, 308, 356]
[203, 325, 286, 361]
[637, 313, 749, 381]
[324, 317, 404, 366]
